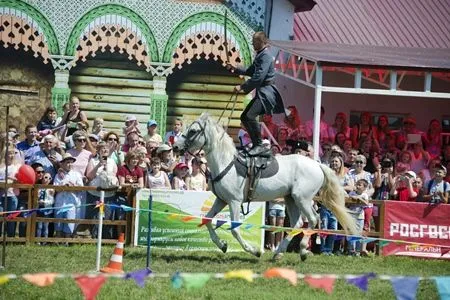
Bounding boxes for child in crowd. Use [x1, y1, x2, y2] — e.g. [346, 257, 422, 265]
[347, 178, 369, 256]
[186, 157, 207, 191]
[36, 172, 55, 243]
[172, 163, 189, 190]
[424, 165, 449, 204]
[122, 115, 141, 137]
[53, 153, 84, 240]
[91, 117, 107, 140]
[147, 157, 171, 189]
[396, 150, 412, 174]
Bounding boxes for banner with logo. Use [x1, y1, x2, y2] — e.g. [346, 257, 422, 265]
[383, 201, 450, 259]
[135, 189, 265, 252]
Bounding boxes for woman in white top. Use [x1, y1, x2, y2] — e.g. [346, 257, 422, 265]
[147, 157, 170, 189]
[186, 158, 207, 191]
[0, 146, 21, 237]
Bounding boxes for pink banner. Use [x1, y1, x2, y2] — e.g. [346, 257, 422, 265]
[383, 201, 450, 259]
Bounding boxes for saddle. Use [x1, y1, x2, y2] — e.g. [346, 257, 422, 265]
[235, 148, 279, 203]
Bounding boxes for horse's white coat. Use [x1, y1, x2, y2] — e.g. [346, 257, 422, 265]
[174, 114, 356, 260]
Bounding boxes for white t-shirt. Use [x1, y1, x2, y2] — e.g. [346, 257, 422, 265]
[147, 171, 169, 189]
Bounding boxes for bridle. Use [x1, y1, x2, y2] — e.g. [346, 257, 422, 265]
[181, 120, 208, 158]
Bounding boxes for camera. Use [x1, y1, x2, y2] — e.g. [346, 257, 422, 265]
[102, 156, 108, 161]
[381, 160, 393, 168]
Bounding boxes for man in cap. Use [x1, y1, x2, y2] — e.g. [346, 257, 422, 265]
[143, 119, 162, 145]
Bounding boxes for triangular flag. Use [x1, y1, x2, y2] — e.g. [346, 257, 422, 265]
[6, 211, 21, 220]
[56, 206, 72, 214]
[167, 214, 179, 220]
[334, 235, 344, 241]
[120, 205, 133, 212]
[22, 273, 58, 287]
[23, 209, 37, 218]
[181, 273, 211, 290]
[302, 229, 317, 236]
[390, 277, 419, 300]
[304, 276, 336, 294]
[198, 217, 211, 227]
[434, 277, 450, 300]
[181, 216, 195, 222]
[347, 236, 362, 242]
[440, 247, 450, 257]
[107, 204, 122, 210]
[273, 227, 285, 233]
[171, 272, 183, 289]
[227, 221, 243, 230]
[379, 240, 390, 248]
[224, 270, 254, 282]
[0, 275, 9, 285]
[75, 275, 106, 300]
[364, 238, 377, 243]
[126, 268, 152, 288]
[244, 224, 253, 230]
[263, 268, 297, 286]
[288, 229, 303, 237]
[215, 220, 227, 229]
[346, 273, 376, 292]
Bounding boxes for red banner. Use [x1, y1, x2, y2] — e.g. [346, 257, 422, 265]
[383, 201, 450, 259]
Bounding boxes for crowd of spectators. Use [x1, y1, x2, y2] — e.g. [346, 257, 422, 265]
[0, 97, 207, 241]
[258, 107, 449, 255]
[0, 99, 449, 252]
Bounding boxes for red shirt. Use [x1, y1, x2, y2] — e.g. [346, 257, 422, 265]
[396, 187, 419, 202]
[117, 165, 143, 184]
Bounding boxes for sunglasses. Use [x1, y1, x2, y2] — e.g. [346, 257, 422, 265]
[76, 138, 86, 142]
[138, 141, 146, 145]
[89, 138, 98, 142]
[355, 161, 365, 164]
[108, 138, 118, 141]
[43, 176, 52, 180]
[36, 170, 44, 174]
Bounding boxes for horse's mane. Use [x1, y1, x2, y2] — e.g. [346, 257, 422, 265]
[201, 114, 237, 160]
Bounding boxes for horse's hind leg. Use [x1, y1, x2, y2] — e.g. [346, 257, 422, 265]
[297, 200, 319, 261]
[229, 200, 261, 257]
[272, 195, 303, 260]
[205, 198, 228, 253]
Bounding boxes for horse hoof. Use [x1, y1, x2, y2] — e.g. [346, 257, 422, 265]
[272, 253, 283, 261]
[255, 250, 262, 258]
[221, 243, 228, 253]
[300, 254, 308, 262]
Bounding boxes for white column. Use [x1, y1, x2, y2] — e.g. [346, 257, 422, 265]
[312, 65, 323, 161]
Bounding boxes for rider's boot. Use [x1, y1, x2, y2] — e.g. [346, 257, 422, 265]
[246, 121, 271, 157]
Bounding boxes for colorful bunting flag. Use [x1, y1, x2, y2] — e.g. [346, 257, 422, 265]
[0, 275, 9, 285]
[390, 277, 419, 300]
[288, 229, 302, 237]
[126, 268, 152, 288]
[346, 273, 376, 292]
[244, 224, 253, 230]
[6, 211, 21, 220]
[198, 217, 211, 227]
[215, 220, 227, 229]
[224, 270, 254, 282]
[304, 276, 336, 294]
[22, 273, 58, 287]
[75, 275, 106, 300]
[302, 229, 316, 236]
[181, 273, 211, 290]
[22, 209, 37, 218]
[440, 247, 450, 257]
[227, 221, 243, 230]
[263, 268, 297, 286]
[181, 216, 195, 222]
[379, 240, 390, 248]
[56, 206, 72, 214]
[434, 277, 450, 300]
[120, 205, 133, 212]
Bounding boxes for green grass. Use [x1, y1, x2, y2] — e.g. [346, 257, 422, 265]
[0, 244, 448, 299]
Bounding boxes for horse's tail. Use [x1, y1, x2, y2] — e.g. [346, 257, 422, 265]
[319, 164, 358, 234]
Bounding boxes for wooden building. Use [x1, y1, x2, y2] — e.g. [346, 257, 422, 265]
[0, 0, 279, 138]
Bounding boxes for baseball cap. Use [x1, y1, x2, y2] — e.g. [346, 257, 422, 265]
[126, 115, 137, 122]
[156, 144, 172, 154]
[147, 120, 157, 127]
[61, 153, 76, 163]
[175, 162, 188, 170]
[405, 171, 416, 179]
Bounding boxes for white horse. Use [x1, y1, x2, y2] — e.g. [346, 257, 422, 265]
[173, 113, 357, 261]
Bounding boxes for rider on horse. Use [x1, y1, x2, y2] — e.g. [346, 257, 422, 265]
[227, 31, 289, 156]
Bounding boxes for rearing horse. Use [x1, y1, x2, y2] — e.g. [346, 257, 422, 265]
[173, 114, 357, 261]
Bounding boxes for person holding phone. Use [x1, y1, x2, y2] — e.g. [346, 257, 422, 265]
[29, 134, 62, 178]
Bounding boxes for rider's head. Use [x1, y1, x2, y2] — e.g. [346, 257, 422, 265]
[252, 31, 268, 52]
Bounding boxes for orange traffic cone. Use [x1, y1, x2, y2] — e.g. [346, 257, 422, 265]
[100, 233, 125, 273]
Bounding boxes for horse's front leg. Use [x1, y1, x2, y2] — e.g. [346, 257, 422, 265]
[229, 200, 261, 257]
[205, 198, 228, 253]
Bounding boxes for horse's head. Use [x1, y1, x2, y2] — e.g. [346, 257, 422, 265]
[173, 113, 210, 155]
